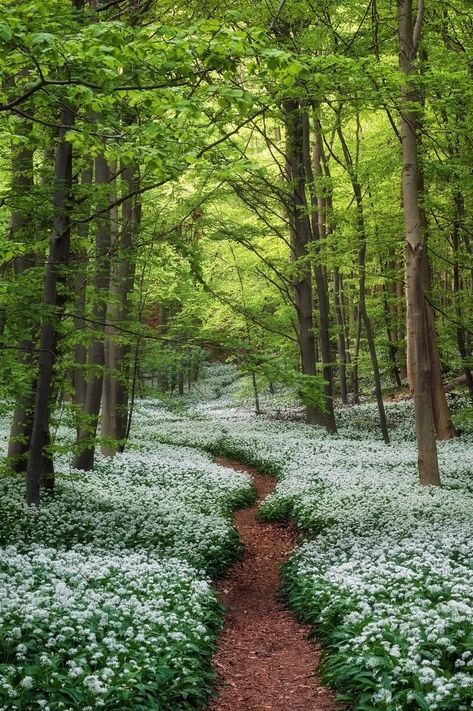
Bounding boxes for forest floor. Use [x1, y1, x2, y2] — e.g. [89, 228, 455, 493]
[137, 380, 473, 709]
[209, 458, 341, 711]
[1, 377, 471, 710]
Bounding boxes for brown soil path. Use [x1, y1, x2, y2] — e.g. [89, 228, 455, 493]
[209, 458, 342, 711]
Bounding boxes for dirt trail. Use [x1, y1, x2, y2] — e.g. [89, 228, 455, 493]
[209, 458, 342, 711]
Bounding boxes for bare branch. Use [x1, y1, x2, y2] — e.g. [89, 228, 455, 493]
[413, 0, 425, 55]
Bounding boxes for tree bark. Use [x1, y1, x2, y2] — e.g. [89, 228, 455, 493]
[6, 134, 36, 472]
[351, 303, 362, 404]
[334, 268, 349, 403]
[101, 165, 139, 455]
[73, 155, 111, 470]
[398, 0, 441, 485]
[423, 255, 456, 438]
[283, 100, 321, 426]
[304, 110, 337, 432]
[72, 165, 93, 420]
[416, 151, 456, 439]
[452, 190, 473, 396]
[336, 122, 389, 442]
[26, 104, 74, 505]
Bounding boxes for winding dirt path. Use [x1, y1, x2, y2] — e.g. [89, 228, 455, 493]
[209, 458, 342, 711]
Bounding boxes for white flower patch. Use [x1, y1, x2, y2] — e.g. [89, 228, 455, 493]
[0, 546, 219, 709]
[0, 400, 254, 709]
[147, 370, 473, 710]
[0, 440, 252, 575]
[1, 364, 471, 710]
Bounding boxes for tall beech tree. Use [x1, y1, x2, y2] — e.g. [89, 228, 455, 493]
[101, 164, 140, 456]
[73, 153, 112, 470]
[302, 109, 336, 433]
[6, 127, 36, 473]
[26, 103, 74, 505]
[284, 99, 321, 427]
[398, 0, 441, 485]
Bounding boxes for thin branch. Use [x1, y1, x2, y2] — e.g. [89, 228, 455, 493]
[413, 0, 425, 55]
[425, 295, 473, 335]
[269, 0, 288, 31]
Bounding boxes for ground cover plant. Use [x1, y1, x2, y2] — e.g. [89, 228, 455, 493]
[0, 404, 253, 710]
[150, 369, 473, 710]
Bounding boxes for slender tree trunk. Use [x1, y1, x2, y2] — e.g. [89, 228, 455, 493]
[452, 191, 473, 395]
[73, 155, 111, 470]
[416, 153, 455, 439]
[7, 136, 36, 472]
[126, 339, 140, 440]
[230, 244, 262, 416]
[334, 268, 348, 403]
[26, 105, 74, 505]
[405, 300, 414, 389]
[423, 255, 456, 438]
[362, 309, 389, 442]
[72, 251, 88, 412]
[382, 285, 402, 387]
[284, 100, 321, 426]
[351, 304, 362, 404]
[399, 0, 441, 485]
[8, 385, 35, 473]
[178, 371, 185, 395]
[101, 166, 139, 455]
[72, 166, 93, 419]
[122, 260, 146, 448]
[336, 121, 389, 441]
[101, 166, 119, 456]
[303, 110, 336, 432]
[321, 151, 351, 393]
[395, 269, 408, 381]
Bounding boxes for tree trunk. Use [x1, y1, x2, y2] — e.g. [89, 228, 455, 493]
[6, 135, 36, 472]
[101, 165, 139, 455]
[100, 167, 119, 457]
[424, 255, 456, 439]
[336, 121, 389, 441]
[334, 268, 349, 403]
[382, 285, 402, 388]
[395, 268, 408, 381]
[72, 250, 88, 412]
[362, 308, 389, 442]
[452, 190, 473, 396]
[416, 152, 456, 440]
[399, 0, 441, 485]
[26, 105, 74, 505]
[8, 370, 36, 474]
[283, 100, 321, 426]
[304, 110, 336, 433]
[230, 244, 262, 416]
[73, 155, 111, 470]
[178, 370, 185, 395]
[351, 304, 362, 404]
[72, 166, 93, 419]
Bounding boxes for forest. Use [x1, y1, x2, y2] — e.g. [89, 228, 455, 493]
[0, 0, 472, 709]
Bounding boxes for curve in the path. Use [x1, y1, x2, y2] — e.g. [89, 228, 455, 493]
[209, 457, 342, 711]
